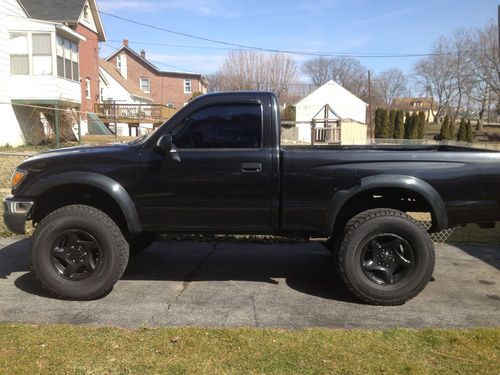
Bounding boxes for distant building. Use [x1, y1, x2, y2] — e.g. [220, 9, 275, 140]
[106, 40, 208, 110]
[294, 80, 368, 144]
[392, 97, 435, 122]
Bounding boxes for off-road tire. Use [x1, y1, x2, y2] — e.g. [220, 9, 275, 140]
[31, 205, 129, 300]
[337, 208, 435, 305]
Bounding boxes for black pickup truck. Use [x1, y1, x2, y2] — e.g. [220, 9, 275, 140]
[3, 92, 500, 305]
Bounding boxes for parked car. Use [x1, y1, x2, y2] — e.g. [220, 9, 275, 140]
[4, 92, 500, 304]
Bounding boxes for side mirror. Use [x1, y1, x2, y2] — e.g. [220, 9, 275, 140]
[155, 134, 181, 162]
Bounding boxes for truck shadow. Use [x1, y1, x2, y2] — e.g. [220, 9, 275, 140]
[453, 244, 500, 271]
[5, 239, 358, 303]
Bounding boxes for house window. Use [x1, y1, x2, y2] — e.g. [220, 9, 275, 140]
[100, 86, 104, 101]
[140, 78, 150, 93]
[83, 4, 90, 21]
[56, 35, 79, 81]
[117, 55, 122, 69]
[9, 33, 29, 75]
[32, 33, 52, 75]
[166, 102, 175, 108]
[85, 78, 91, 99]
[184, 79, 192, 94]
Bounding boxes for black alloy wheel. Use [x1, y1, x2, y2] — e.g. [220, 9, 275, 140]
[360, 233, 414, 285]
[50, 230, 102, 280]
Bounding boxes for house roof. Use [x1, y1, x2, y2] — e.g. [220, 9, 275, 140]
[294, 80, 368, 107]
[106, 44, 205, 79]
[98, 58, 153, 102]
[392, 97, 433, 111]
[18, 0, 106, 41]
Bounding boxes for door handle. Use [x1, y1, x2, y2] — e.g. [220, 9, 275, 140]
[241, 163, 262, 173]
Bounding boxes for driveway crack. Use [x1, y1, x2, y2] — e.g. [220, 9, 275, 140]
[142, 241, 218, 327]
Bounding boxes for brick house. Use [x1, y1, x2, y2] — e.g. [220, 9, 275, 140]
[18, 0, 106, 124]
[106, 40, 208, 109]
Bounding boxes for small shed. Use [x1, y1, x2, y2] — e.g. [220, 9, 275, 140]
[294, 80, 368, 144]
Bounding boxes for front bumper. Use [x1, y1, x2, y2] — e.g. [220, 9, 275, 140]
[3, 195, 34, 234]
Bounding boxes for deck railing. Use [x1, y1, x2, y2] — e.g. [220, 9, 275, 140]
[94, 103, 177, 123]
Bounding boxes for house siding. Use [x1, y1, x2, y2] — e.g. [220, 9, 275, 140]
[0, 1, 28, 145]
[108, 52, 203, 109]
[75, 23, 99, 118]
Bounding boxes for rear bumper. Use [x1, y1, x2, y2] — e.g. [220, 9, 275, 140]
[3, 195, 34, 234]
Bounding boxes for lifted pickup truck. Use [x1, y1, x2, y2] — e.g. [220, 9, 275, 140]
[4, 92, 500, 305]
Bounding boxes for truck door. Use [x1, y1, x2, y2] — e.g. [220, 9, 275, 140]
[136, 97, 275, 232]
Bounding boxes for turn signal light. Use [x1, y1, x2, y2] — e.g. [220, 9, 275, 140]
[11, 169, 27, 190]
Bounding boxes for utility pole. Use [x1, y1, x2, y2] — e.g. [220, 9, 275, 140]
[368, 70, 373, 139]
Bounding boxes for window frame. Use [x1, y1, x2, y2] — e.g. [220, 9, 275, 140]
[31, 33, 52, 76]
[9, 32, 30, 75]
[170, 102, 264, 151]
[83, 4, 90, 21]
[85, 78, 91, 99]
[56, 35, 79, 82]
[140, 77, 150, 93]
[184, 79, 192, 94]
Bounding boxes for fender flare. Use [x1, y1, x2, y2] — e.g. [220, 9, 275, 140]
[25, 171, 142, 233]
[325, 174, 448, 234]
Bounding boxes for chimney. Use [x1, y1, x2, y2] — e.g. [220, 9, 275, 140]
[123, 38, 129, 47]
[140, 49, 146, 59]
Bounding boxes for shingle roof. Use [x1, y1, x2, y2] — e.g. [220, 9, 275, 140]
[18, 0, 86, 23]
[98, 58, 153, 102]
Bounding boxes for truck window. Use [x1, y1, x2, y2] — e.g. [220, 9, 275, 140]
[172, 103, 262, 149]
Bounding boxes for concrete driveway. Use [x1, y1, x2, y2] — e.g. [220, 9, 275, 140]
[0, 237, 498, 329]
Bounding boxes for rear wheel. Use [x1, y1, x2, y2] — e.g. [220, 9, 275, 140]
[336, 208, 435, 305]
[31, 205, 129, 300]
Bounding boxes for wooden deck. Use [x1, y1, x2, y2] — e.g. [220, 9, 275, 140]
[94, 103, 177, 125]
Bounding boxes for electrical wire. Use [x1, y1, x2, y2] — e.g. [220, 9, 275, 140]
[99, 10, 497, 58]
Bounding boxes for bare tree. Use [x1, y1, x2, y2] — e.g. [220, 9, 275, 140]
[413, 37, 456, 123]
[301, 57, 331, 87]
[209, 50, 298, 102]
[301, 57, 369, 100]
[374, 68, 407, 108]
[469, 21, 500, 127]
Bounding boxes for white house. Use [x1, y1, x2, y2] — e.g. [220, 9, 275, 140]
[98, 58, 154, 136]
[0, 0, 85, 146]
[294, 80, 368, 144]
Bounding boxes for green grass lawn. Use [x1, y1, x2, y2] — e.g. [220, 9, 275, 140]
[0, 324, 498, 374]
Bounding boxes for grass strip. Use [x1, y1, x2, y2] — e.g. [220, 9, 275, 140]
[0, 324, 498, 374]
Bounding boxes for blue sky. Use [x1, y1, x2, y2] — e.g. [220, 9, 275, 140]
[98, 0, 498, 79]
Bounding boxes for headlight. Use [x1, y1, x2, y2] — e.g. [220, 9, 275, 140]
[11, 169, 27, 190]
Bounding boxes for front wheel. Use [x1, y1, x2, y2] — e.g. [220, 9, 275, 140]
[31, 205, 129, 300]
[337, 208, 435, 305]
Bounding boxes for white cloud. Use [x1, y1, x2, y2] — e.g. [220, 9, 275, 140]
[99, 0, 241, 17]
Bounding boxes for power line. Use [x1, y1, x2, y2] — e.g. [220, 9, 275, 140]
[99, 10, 497, 58]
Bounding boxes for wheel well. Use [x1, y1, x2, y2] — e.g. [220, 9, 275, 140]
[334, 188, 435, 233]
[31, 184, 129, 235]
